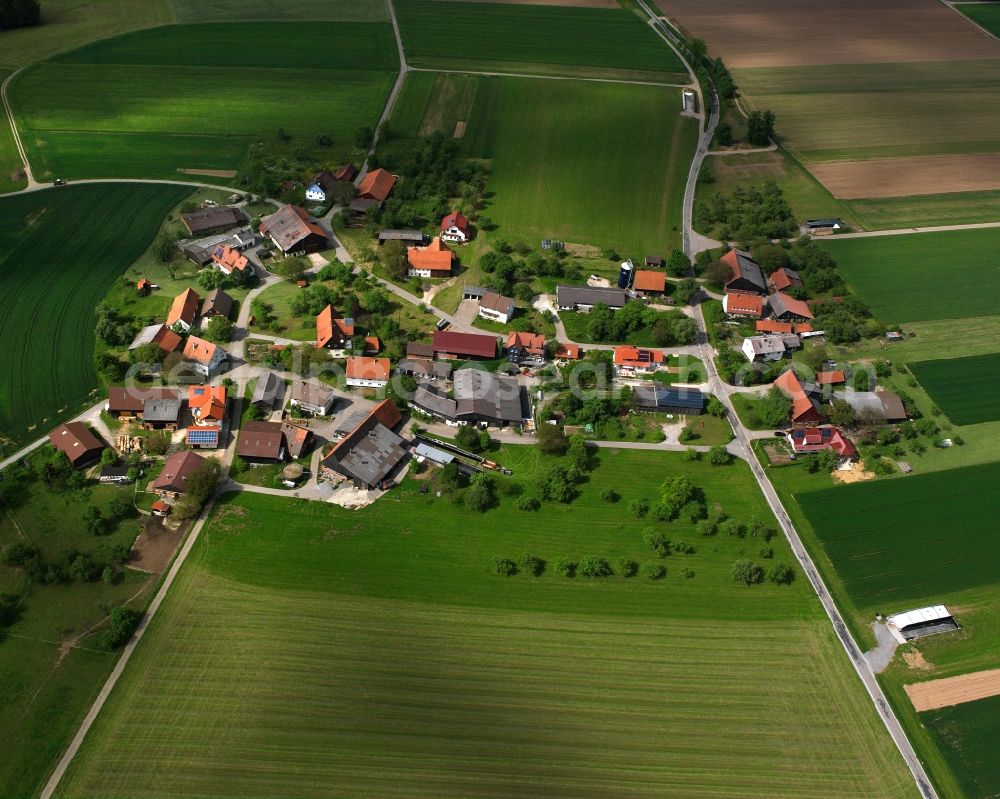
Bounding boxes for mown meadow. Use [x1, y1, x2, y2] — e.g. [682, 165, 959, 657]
[55, 448, 918, 799]
[0, 183, 189, 448]
[910, 353, 1000, 426]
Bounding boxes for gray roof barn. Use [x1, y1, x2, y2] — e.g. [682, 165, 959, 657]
[142, 398, 182, 424]
[251, 372, 282, 407]
[556, 284, 627, 310]
[411, 385, 458, 420]
[454, 369, 529, 424]
[321, 415, 408, 488]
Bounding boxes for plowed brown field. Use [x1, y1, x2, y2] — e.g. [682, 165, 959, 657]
[811, 153, 1000, 198]
[906, 668, 1000, 712]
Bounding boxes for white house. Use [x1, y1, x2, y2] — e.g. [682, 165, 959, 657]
[305, 183, 326, 202]
[440, 211, 470, 244]
[182, 336, 227, 378]
[289, 380, 336, 416]
[741, 334, 800, 362]
[478, 291, 515, 324]
[345, 356, 390, 389]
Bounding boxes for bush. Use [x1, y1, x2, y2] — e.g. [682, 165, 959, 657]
[698, 520, 717, 537]
[731, 560, 764, 585]
[708, 445, 731, 465]
[493, 557, 517, 576]
[643, 528, 670, 557]
[101, 606, 143, 649]
[554, 557, 577, 577]
[518, 553, 545, 577]
[600, 487, 619, 503]
[2, 542, 39, 567]
[641, 562, 666, 580]
[465, 473, 497, 513]
[616, 558, 638, 578]
[516, 494, 540, 511]
[768, 562, 796, 585]
[758, 547, 774, 559]
[680, 567, 695, 579]
[628, 497, 649, 518]
[578, 555, 611, 578]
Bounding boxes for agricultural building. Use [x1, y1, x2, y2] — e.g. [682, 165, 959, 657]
[181, 206, 248, 237]
[767, 292, 814, 322]
[321, 399, 406, 489]
[237, 420, 288, 464]
[886, 606, 958, 644]
[721, 250, 767, 296]
[152, 450, 206, 497]
[378, 229, 425, 245]
[774, 369, 825, 426]
[407, 237, 454, 278]
[768, 267, 803, 292]
[556, 284, 627, 311]
[48, 422, 104, 468]
[356, 168, 397, 203]
[723, 292, 763, 318]
[632, 270, 667, 297]
[432, 330, 496, 360]
[259, 205, 328, 254]
[127, 324, 182, 355]
[633, 385, 704, 415]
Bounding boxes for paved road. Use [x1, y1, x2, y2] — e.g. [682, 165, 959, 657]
[823, 219, 1000, 238]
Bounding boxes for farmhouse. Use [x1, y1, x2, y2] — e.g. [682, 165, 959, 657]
[259, 205, 328, 254]
[289, 380, 336, 416]
[410, 385, 457, 422]
[182, 228, 256, 266]
[407, 237, 454, 278]
[742, 333, 801, 362]
[632, 270, 667, 297]
[186, 384, 226, 449]
[305, 183, 326, 203]
[167, 288, 200, 331]
[614, 345, 666, 375]
[128, 323, 182, 355]
[315, 304, 354, 350]
[789, 426, 856, 460]
[506, 331, 546, 363]
[345, 356, 390, 388]
[48, 422, 104, 468]
[774, 369, 825, 426]
[396, 358, 452, 382]
[152, 450, 205, 497]
[768, 268, 803, 293]
[106, 387, 182, 428]
[633, 384, 704, 415]
[406, 341, 435, 360]
[433, 330, 496, 360]
[440, 211, 470, 244]
[835, 389, 908, 423]
[886, 606, 959, 644]
[333, 163, 357, 183]
[723, 292, 763, 319]
[554, 342, 581, 360]
[356, 168, 397, 204]
[251, 371, 282, 410]
[181, 205, 248, 237]
[556, 284, 627, 311]
[201, 288, 233, 319]
[321, 399, 407, 489]
[237, 420, 288, 464]
[722, 250, 767, 296]
[378, 229, 425, 246]
[183, 336, 227, 378]
[211, 244, 251, 276]
[478, 291, 515, 324]
[767, 292, 814, 322]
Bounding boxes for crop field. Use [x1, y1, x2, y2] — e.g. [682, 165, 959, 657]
[0, 183, 189, 448]
[56, 448, 917, 798]
[817, 228, 1000, 324]
[923, 694, 1000, 799]
[395, 0, 688, 81]
[954, 3, 1000, 38]
[441, 76, 697, 255]
[910, 354, 1000, 426]
[794, 461, 1000, 612]
[170, 0, 388, 22]
[845, 190, 1000, 231]
[10, 23, 398, 181]
[0, 69, 27, 193]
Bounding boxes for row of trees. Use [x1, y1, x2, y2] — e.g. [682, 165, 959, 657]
[697, 180, 797, 243]
[585, 302, 697, 346]
[494, 554, 668, 580]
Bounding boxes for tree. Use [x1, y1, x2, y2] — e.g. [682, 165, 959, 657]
[172, 458, 221, 520]
[518, 553, 545, 577]
[100, 606, 143, 649]
[757, 387, 793, 427]
[100, 447, 118, 466]
[641, 562, 666, 580]
[273, 255, 309, 281]
[643, 528, 670, 558]
[465, 472, 496, 513]
[616, 558, 638, 578]
[828, 399, 855, 428]
[82, 505, 107, 536]
[707, 396, 727, 418]
[704, 259, 731, 290]
[536, 422, 569, 455]
[494, 557, 517, 576]
[566, 434, 591, 473]
[628, 497, 649, 518]
[206, 316, 234, 343]
[666, 249, 691, 277]
[108, 492, 136, 520]
[536, 464, 574, 503]
[746, 110, 776, 147]
[361, 288, 391, 315]
[578, 555, 611, 578]
[600, 487, 619, 503]
[355, 126, 374, 149]
[456, 424, 483, 453]
[673, 278, 700, 305]
[380, 240, 408, 280]
[554, 557, 577, 577]
[731, 560, 764, 585]
[94, 350, 127, 381]
[130, 342, 164, 366]
[767, 562, 795, 585]
[708, 445, 731, 466]
[155, 234, 177, 264]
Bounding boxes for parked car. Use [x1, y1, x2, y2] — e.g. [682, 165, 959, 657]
[435, 318, 450, 331]
[53, 178, 67, 186]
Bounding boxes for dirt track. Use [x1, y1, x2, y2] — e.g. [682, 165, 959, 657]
[432, 0, 618, 5]
[810, 153, 1000, 198]
[905, 668, 1000, 712]
[659, 0, 1000, 68]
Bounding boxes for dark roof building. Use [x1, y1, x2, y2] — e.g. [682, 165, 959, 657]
[201, 288, 233, 318]
[259, 205, 328, 254]
[49, 422, 104, 467]
[181, 206, 248, 236]
[107, 387, 181, 416]
[432, 330, 497, 360]
[454, 369, 531, 427]
[397, 359, 453, 381]
[142, 397, 183, 427]
[633, 385, 704, 415]
[767, 292, 814, 322]
[406, 341, 435, 360]
[410, 385, 458, 420]
[251, 372, 282, 407]
[237, 420, 288, 463]
[556, 284, 627, 310]
[721, 249, 767, 296]
[321, 400, 407, 489]
[378, 229, 425, 245]
[152, 450, 206, 495]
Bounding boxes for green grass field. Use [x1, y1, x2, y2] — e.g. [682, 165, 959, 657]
[794, 461, 1000, 612]
[737, 60, 1000, 162]
[400, 74, 696, 256]
[818, 228, 1000, 324]
[55, 447, 917, 798]
[0, 461, 153, 798]
[170, 0, 388, 22]
[395, 0, 687, 82]
[954, 3, 1000, 37]
[10, 23, 398, 181]
[910, 354, 1000, 426]
[845, 189, 1000, 231]
[0, 183, 189, 448]
[0, 69, 28, 193]
[923, 694, 1000, 799]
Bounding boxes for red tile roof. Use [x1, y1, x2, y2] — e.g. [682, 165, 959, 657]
[774, 369, 824, 424]
[772, 292, 814, 320]
[153, 450, 206, 493]
[370, 398, 401, 429]
[440, 211, 469, 235]
[433, 330, 496, 359]
[816, 370, 846, 385]
[769, 268, 802, 291]
[357, 168, 396, 202]
[407, 237, 453, 275]
[211, 244, 250, 274]
[183, 335, 219, 366]
[137, 278, 150, 292]
[554, 342, 581, 360]
[188, 385, 226, 423]
[333, 163, 357, 182]
[755, 320, 794, 334]
[507, 330, 545, 354]
[151, 324, 182, 353]
[633, 270, 666, 293]
[346, 356, 390, 382]
[167, 288, 200, 327]
[724, 292, 763, 317]
[794, 322, 814, 334]
[614, 345, 666, 368]
[364, 335, 381, 353]
[790, 426, 856, 459]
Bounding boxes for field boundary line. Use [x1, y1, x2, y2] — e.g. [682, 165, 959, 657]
[823, 219, 1000, 238]
[358, 0, 408, 182]
[38, 493, 221, 799]
[938, 0, 1000, 42]
[407, 65, 689, 88]
[0, 66, 38, 188]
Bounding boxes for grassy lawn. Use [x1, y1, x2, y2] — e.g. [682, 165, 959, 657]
[737, 60, 1000, 162]
[730, 392, 775, 431]
[922, 694, 1000, 799]
[846, 189, 1000, 231]
[170, 0, 388, 22]
[56, 446, 916, 798]
[818, 228, 1000, 324]
[0, 69, 28, 194]
[395, 0, 688, 83]
[0, 459, 155, 798]
[953, 3, 1000, 37]
[0, 0, 173, 70]
[0, 184, 190, 450]
[10, 23, 397, 181]
[559, 308, 692, 346]
[909, 353, 1000, 426]
[679, 411, 733, 446]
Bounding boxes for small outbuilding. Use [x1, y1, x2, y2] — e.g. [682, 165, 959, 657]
[886, 606, 958, 644]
